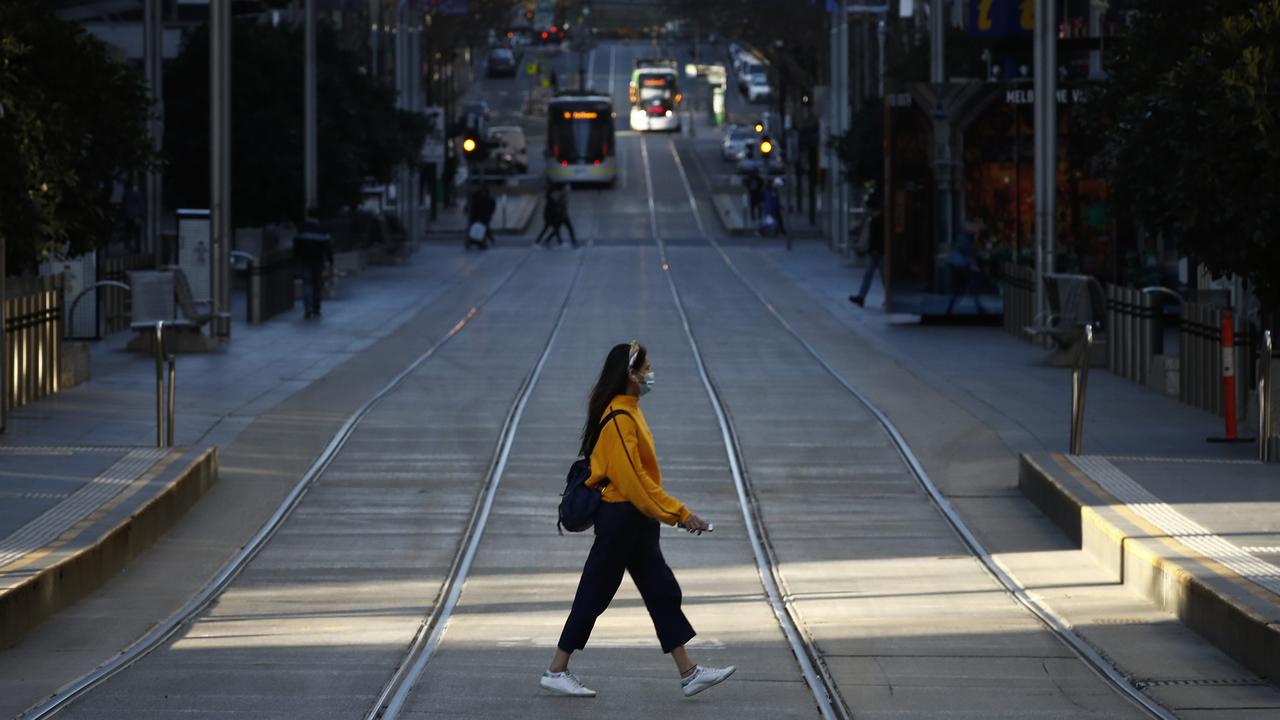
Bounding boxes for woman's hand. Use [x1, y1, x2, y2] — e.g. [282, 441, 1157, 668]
[682, 513, 711, 535]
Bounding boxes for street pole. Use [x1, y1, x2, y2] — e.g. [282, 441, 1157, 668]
[930, 0, 945, 85]
[930, 0, 953, 267]
[210, 0, 231, 341]
[1034, 0, 1058, 327]
[836, 0, 850, 252]
[304, 0, 317, 214]
[144, 0, 164, 265]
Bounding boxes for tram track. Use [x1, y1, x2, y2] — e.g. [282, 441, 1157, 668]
[365, 248, 589, 720]
[19, 246, 575, 720]
[646, 132, 1175, 720]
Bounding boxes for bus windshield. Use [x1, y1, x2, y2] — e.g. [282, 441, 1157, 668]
[548, 103, 612, 162]
[636, 73, 675, 102]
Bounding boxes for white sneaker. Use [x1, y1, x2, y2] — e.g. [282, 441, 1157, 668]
[540, 670, 597, 697]
[681, 664, 736, 697]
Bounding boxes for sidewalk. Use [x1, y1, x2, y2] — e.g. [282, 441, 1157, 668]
[0, 242, 489, 650]
[737, 241, 1280, 686]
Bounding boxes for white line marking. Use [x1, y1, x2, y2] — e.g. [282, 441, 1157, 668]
[1069, 456, 1280, 597]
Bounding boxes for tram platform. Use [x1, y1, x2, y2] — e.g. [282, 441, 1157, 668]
[751, 239, 1280, 689]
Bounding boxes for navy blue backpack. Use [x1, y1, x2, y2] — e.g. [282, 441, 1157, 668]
[558, 409, 632, 534]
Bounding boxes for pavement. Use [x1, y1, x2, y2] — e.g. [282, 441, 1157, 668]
[0, 239, 513, 715]
[743, 239, 1280, 690]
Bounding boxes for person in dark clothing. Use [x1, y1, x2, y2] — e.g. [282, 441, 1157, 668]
[296, 208, 333, 319]
[466, 184, 497, 249]
[535, 185, 565, 246]
[849, 200, 884, 308]
[743, 170, 764, 222]
[554, 185, 578, 247]
[765, 176, 787, 237]
[946, 219, 988, 314]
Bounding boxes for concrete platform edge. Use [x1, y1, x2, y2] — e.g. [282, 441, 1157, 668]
[1018, 452, 1280, 684]
[0, 447, 219, 649]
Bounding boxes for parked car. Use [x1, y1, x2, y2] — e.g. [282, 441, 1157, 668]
[720, 125, 755, 162]
[745, 66, 772, 103]
[488, 125, 528, 174]
[487, 47, 517, 77]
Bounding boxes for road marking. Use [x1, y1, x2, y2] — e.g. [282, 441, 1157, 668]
[1068, 455, 1280, 597]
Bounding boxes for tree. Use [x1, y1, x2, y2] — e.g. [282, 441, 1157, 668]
[165, 21, 426, 227]
[1093, 0, 1280, 318]
[0, 0, 154, 275]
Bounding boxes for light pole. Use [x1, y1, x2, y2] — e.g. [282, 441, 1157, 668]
[144, 0, 164, 265]
[304, 0, 317, 214]
[210, 0, 231, 341]
[1034, 0, 1058, 328]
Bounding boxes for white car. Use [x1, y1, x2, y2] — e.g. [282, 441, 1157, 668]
[487, 125, 528, 173]
[745, 67, 772, 103]
[720, 125, 755, 162]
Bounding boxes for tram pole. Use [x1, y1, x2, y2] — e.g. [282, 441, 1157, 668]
[1034, 0, 1058, 332]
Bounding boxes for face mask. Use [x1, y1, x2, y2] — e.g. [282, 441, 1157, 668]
[637, 371, 655, 396]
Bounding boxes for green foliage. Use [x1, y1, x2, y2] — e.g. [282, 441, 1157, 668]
[165, 21, 426, 227]
[1093, 0, 1280, 312]
[0, 0, 154, 274]
[832, 97, 884, 187]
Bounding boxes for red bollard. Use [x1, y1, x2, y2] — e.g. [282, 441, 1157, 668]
[1209, 309, 1255, 443]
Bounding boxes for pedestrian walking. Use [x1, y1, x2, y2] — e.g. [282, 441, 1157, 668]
[849, 198, 885, 308]
[466, 183, 497, 250]
[555, 184, 578, 247]
[946, 218, 989, 315]
[535, 184, 565, 246]
[541, 341, 736, 699]
[766, 175, 788, 237]
[295, 208, 333, 319]
[743, 169, 764, 222]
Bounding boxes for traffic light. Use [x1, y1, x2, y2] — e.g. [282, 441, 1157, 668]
[462, 136, 479, 154]
[759, 135, 774, 157]
[754, 122, 764, 133]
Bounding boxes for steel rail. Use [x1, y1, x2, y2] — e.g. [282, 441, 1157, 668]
[664, 138, 1175, 720]
[370, 250, 589, 720]
[641, 135, 845, 720]
[19, 250, 539, 720]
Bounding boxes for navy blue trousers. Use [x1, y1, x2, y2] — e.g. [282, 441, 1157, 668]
[557, 502, 696, 654]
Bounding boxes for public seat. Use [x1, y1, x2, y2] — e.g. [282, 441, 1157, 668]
[1023, 273, 1106, 348]
[127, 269, 216, 353]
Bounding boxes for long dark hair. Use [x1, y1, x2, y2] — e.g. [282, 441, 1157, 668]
[579, 342, 645, 456]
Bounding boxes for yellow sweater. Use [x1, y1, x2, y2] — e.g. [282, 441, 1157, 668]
[587, 395, 691, 526]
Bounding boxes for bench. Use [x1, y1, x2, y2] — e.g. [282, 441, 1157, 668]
[127, 269, 216, 353]
[1023, 273, 1106, 348]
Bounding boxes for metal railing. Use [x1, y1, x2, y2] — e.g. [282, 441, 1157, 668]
[1179, 302, 1253, 417]
[3, 275, 64, 415]
[152, 322, 176, 448]
[1261, 330, 1274, 463]
[64, 281, 131, 340]
[1069, 324, 1094, 455]
[1105, 284, 1159, 385]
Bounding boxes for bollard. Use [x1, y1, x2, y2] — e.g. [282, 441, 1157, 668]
[1208, 309, 1255, 443]
[1070, 324, 1094, 455]
[1262, 330, 1274, 462]
[153, 322, 165, 448]
[166, 354, 176, 447]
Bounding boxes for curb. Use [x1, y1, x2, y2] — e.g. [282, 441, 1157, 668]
[0, 447, 218, 649]
[1019, 452, 1280, 683]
